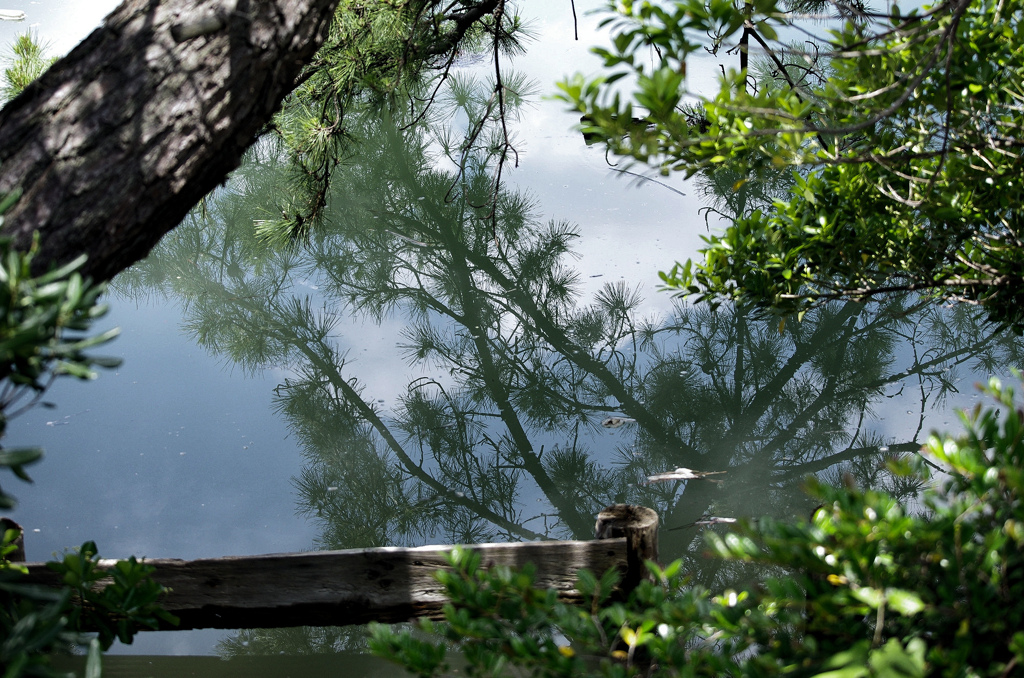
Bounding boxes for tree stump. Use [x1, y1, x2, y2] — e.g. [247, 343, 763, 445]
[594, 504, 659, 593]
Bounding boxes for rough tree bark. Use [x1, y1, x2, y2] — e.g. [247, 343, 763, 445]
[0, 0, 341, 282]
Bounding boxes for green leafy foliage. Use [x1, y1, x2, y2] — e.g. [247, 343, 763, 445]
[262, 0, 532, 245]
[46, 541, 179, 649]
[0, 230, 120, 390]
[0, 187, 168, 674]
[558, 0, 1024, 328]
[0, 196, 121, 508]
[1, 536, 176, 678]
[372, 378, 1024, 676]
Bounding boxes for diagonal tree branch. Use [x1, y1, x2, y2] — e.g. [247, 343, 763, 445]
[0, 0, 342, 282]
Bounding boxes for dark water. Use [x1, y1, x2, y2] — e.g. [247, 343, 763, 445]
[1, 0, 1019, 665]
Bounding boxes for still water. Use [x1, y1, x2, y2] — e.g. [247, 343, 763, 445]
[1, 0, 1020, 665]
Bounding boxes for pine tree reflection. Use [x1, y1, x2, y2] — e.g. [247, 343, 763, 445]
[116, 85, 1024, 580]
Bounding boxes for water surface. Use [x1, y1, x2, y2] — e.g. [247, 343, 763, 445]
[1, 0, 1018, 663]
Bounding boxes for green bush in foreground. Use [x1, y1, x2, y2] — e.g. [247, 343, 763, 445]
[0, 193, 175, 676]
[0, 537, 177, 678]
[0, 190, 121, 510]
[371, 378, 1024, 677]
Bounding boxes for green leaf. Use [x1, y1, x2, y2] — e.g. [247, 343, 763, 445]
[0, 447, 43, 468]
[867, 638, 926, 677]
[886, 588, 925, 616]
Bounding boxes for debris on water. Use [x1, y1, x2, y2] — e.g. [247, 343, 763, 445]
[385, 229, 429, 247]
[694, 516, 737, 526]
[45, 412, 82, 427]
[647, 468, 726, 484]
[601, 416, 636, 428]
[0, 10, 26, 21]
[669, 515, 738, 531]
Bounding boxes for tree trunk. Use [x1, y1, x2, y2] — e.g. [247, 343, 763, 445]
[0, 0, 341, 282]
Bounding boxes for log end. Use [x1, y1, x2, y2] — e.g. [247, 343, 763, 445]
[595, 505, 658, 592]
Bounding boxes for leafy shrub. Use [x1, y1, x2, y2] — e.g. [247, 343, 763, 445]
[371, 378, 1024, 677]
[0, 189, 121, 509]
[1, 535, 177, 678]
[0, 192, 174, 675]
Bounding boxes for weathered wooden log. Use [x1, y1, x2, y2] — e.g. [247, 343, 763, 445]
[51, 652, 395, 678]
[22, 539, 630, 630]
[18, 506, 660, 630]
[595, 504, 659, 591]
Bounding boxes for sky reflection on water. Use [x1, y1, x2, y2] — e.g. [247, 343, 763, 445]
[0, 0, 1019, 661]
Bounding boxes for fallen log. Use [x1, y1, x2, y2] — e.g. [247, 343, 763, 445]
[17, 504, 659, 630]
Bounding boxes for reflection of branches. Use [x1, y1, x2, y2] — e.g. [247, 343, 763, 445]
[774, 441, 919, 481]
[190, 273, 548, 542]
[297, 339, 541, 540]
[262, 1, 533, 246]
[118, 78, 1024, 590]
